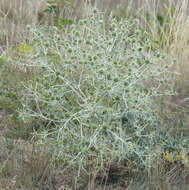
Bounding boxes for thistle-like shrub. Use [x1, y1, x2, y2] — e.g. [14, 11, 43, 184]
[17, 9, 174, 175]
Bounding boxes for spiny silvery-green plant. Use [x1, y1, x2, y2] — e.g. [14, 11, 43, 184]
[17, 9, 175, 175]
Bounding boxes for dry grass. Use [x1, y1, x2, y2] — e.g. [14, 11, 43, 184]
[0, 136, 55, 190]
[0, 0, 95, 47]
[0, 0, 44, 47]
[141, 0, 189, 94]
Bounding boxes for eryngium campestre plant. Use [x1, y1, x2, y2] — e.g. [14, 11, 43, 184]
[17, 9, 175, 176]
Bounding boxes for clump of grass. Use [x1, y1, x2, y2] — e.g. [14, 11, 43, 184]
[0, 137, 54, 189]
[0, 0, 45, 46]
[12, 8, 176, 185]
[140, 0, 189, 94]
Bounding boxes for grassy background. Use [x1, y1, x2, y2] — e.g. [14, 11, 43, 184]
[0, 0, 189, 189]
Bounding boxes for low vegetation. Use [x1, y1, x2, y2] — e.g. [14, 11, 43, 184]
[0, 0, 189, 189]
